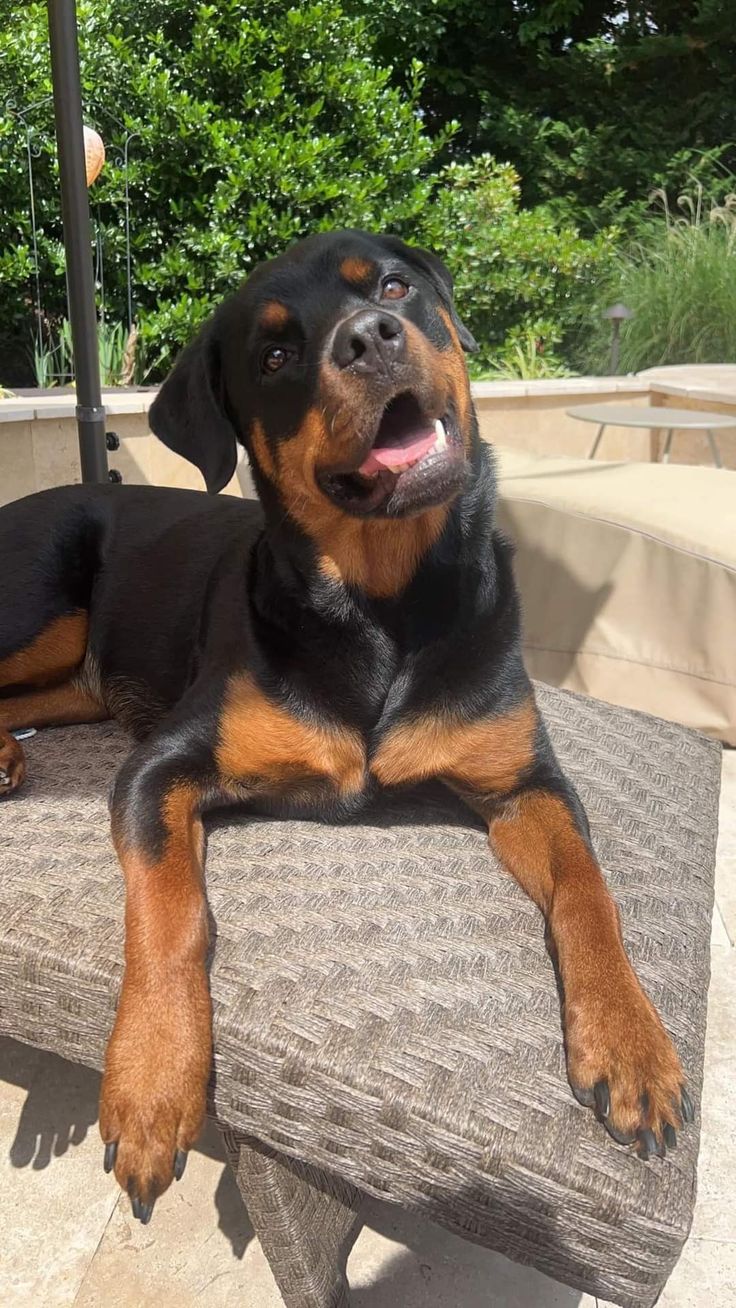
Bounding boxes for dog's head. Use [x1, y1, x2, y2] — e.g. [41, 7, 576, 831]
[150, 230, 478, 523]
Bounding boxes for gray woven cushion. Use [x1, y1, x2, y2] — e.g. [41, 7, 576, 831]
[0, 683, 720, 1308]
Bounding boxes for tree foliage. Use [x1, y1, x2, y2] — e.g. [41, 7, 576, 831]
[417, 156, 618, 374]
[0, 0, 448, 381]
[2, 1, 733, 384]
[352, 0, 736, 221]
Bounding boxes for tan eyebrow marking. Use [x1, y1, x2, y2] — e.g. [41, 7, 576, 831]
[339, 256, 376, 287]
[259, 300, 291, 331]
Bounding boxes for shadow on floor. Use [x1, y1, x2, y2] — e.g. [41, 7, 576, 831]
[1, 1035, 100, 1170]
[351, 1198, 586, 1308]
[0, 1035, 253, 1261]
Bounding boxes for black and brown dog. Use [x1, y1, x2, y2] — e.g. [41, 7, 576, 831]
[0, 230, 691, 1222]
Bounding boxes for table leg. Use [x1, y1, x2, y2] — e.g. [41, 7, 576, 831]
[706, 430, 724, 468]
[219, 1127, 362, 1308]
[588, 424, 606, 459]
[662, 429, 674, 463]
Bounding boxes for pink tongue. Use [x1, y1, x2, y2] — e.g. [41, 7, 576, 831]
[359, 429, 436, 476]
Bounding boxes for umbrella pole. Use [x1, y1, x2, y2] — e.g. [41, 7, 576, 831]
[47, 0, 108, 482]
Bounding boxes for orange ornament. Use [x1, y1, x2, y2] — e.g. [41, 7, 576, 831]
[83, 126, 105, 186]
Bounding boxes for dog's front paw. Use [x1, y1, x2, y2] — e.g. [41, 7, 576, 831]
[0, 731, 26, 797]
[565, 968, 692, 1158]
[100, 968, 212, 1221]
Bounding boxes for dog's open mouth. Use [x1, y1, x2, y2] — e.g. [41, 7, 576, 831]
[357, 392, 446, 477]
[318, 391, 467, 518]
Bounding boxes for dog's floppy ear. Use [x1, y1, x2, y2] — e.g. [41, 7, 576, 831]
[386, 239, 478, 353]
[149, 320, 238, 494]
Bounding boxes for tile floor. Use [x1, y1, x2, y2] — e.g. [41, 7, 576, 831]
[2, 752, 734, 1308]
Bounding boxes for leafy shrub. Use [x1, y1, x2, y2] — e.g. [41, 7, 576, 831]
[479, 326, 573, 381]
[0, 0, 449, 382]
[416, 156, 619, 375]
[577, 183, 736, 373]
[32, 319, 139, 387]
[349, 0, 736, 224]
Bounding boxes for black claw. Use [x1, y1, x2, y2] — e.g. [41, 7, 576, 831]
[131, 1196, 142, 1221]
[138, 1201, 154, 1225]
[103, 1141, 117, 1174]
[637, 1128, 658, 1161]
[594, 1080, 610, 1119]
[664, 1123, 677, 1150]
[681, 1088, 695, 1124]
[174, 1148, 187, 1182]
[604, 1121, 637, 1147]
[571, 1084, 596, 1108]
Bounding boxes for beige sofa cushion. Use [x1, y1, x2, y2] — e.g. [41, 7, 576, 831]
[496, 448, 736, 744]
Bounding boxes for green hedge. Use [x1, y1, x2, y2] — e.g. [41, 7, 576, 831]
[416, 157, 619, 376]
[0, 0, 448, 382]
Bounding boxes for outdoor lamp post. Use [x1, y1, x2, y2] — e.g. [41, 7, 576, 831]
[47, 0, 108, 482]
[603, 303, 634, 375]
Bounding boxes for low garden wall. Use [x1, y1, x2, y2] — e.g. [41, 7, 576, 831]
[2, 370, 735, 507]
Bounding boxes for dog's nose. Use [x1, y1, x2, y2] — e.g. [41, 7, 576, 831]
[331, 310, 405, 373]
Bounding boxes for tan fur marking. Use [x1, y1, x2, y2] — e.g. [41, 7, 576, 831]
[0, 730, 26, 795]
[490, 789, 591, 914]
[250, 417, 277, 480]
[260, 300, 290, 331]
[103, 780, 211, 1204]
[316, 510, 448, 596]
[490, 786, 685, 1143]
[0, 612, 88, 689]
[216, 673, 366, 795]
[437, 306, 472, 443]
[260, 312, 471, 597]
[0, 681, 108, 731]
[274, 406, 450, 597]
[339, 256, 375, 287]
[113, 783, 207, 965]
[371, 699, 536, 790]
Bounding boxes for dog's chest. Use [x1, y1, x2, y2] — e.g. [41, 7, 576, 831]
[215, 671, 450, 800]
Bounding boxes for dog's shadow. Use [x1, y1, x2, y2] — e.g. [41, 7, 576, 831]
[0, 1034, 252, 1259]
[3, 1037, 99, 1170]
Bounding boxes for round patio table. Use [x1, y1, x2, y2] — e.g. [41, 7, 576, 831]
[567, 403, 736, 466]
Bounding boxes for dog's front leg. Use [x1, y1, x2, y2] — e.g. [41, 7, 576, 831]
[100, 738, 213, 1221]
[373, 690, 692, 1155]
[482, 777, 692, 1154]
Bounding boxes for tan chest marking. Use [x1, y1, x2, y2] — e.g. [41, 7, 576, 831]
[216, 674, 366, 795]
[371, 699, 537, 793]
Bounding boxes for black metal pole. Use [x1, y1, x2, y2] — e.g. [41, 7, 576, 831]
[47, 0, 108, 482]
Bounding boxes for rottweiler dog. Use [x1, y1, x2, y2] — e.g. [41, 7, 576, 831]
[0, 230, 691, 1222]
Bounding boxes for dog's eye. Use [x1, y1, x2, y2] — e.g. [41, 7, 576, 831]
[381, 276, 409, 301]
[261, 346, 289, 374]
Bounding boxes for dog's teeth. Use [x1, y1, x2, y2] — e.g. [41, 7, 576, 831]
[434, 419, 447, 451]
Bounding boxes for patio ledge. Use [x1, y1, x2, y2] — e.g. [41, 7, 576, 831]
[2, 369, 736, 422]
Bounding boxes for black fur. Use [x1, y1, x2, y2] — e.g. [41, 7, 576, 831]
[0, 230, 578, 849]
